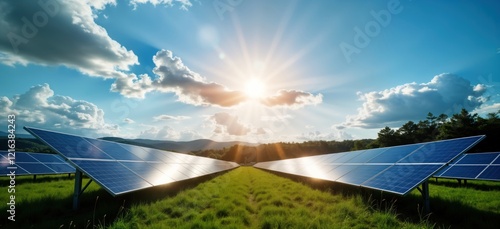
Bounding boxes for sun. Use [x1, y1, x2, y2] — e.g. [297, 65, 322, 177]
[244, 78, 266, 99]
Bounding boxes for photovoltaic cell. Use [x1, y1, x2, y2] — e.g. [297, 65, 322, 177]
[26, 128, 112, 160]
[44, 163, 76, 174]
[477, 166, 500, 181]
[30, 153, 65, 163]
[455, 153, 498, 164]
[399, 137, 481, 163]
[367, 144, 422, 163]
[254, 136, 484, 195]
[84, 138, 143, 161]
[16, 163, 55, 174]
[435, 165, 485, 179]
[24, 126, 239, 196]
[336, 165, 390, 186]
[72, 160, 153, 195]
[361, 165, 442, 195]
[0, 151, 75, 176]
[13, 153, 38, 163]
[345, 148, 387, 163]
[0, 155, 29, 175]
[434, 152, 500, 181]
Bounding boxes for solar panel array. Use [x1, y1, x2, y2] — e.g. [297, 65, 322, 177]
[24, 127, 239, 196]
[254, 136, 484, 195]
[434, 152, 500, 181]
[0, 151, 75, 176]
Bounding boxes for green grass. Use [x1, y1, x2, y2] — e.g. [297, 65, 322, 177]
[0, 168, 499, 228]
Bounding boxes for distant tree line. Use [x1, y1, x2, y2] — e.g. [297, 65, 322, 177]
[5, 109, 499, 164]
[192, 108, 500, 164]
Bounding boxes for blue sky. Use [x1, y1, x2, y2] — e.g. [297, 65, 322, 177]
[1, 0, 499, 142]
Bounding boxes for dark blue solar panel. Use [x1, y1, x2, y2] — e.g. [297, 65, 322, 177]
[346, 148, 387, 163]
[23, 127, 238, 195]
[491, 155, 500, 165]
[330, 152, 362, 164]
[0, 158, 29, 175]
[30, 153, 65, 163]
[13, 153, 38, 163]
[456, 153, 499, 165]
[118, 144, 164, 162]
[324, 153, 347, 163]
[325, 165, 359, 181]
[121, 161, 175, 186]
[0, 167, 29, 176]
[337, 165, 390, 185]
[438, 165, 486, 179]
[26, 128, 112, 160]
[361, 165, 442, 195]
[72, 160, 152, 195]
[16, 163, 55, 174]
[477, 166, 500, 181]
[148, 163, 191, 181]
[367, 144, 422, 163]
[44, 163, 76, 173]
[399, 136, 483, 163]
[84, 138, 143, 161]
[140, 148, 177, 163]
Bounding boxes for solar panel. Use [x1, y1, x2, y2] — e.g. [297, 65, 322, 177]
[362, 165, 442, 195]
[477, 166, 500, 180]
[24, 126, 239, 196]
[435, 152, 500, 181]
[0, 151, 75, 176]
[254, 136, 484, 195]
[0, 152, 29, 175]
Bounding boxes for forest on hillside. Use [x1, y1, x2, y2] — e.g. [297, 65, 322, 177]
[192, 109, 500, 164]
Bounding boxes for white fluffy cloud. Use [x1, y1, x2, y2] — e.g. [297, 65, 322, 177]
[123, 118, 135, 124]
[0, 0, 138, 78]
[138, 125, 201, 141]
[112, 50, 322, 108]
[130, 0, 192, 10]
[261, 89, 323, 109]
[153, 114, 191, 121]
[0, 84, 117, 136]
[210, 112, 251, 136]
[342, 73, 487, 128]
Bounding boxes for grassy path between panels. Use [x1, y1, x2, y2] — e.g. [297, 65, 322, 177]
[1, 167, 498, 228]
[109, 167, 431, 229]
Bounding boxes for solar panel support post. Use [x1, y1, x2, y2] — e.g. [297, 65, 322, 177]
[421, 181, 430, 215]
[73, 170, 83, 210]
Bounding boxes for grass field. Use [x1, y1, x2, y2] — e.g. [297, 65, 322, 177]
[0, 167, 499, 228]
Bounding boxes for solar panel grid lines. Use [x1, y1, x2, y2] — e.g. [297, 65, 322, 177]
[398, 136, 485, 164]
[361, 164, 443, 195]
[434, 152, 500, 181]
[0, 152, 30, 175]
[0, 151, 76, 175]
[253, 135, 485, 195]
[24, 126, 239, 196]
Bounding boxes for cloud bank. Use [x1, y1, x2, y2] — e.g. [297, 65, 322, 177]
[341, 73, 487, 128]
[210, 112, 251, 136]
[112, 50, 323, 108]
[0, 0, 137, 78]
[0, 84, 117, 136]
